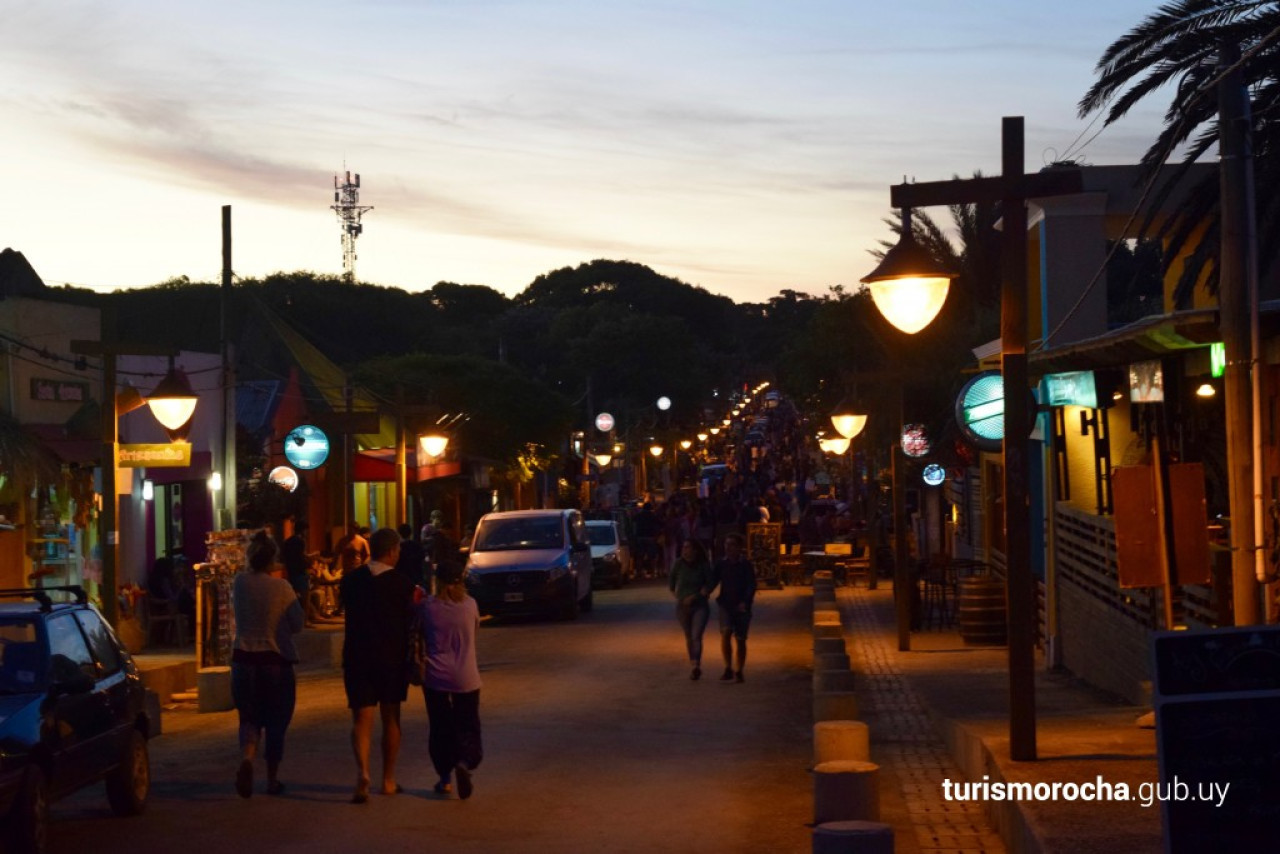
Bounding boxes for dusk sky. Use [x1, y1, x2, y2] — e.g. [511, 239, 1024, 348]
[3, 1, 1172, 304]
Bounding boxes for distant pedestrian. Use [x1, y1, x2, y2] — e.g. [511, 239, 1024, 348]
[668, 539, 713, 680]
[281, 521, 310, 601]
[712, 533, 757, 683]
[413, 561, 483, 799]
[232, 530, 305, 798]
[341, 527, 415, 803]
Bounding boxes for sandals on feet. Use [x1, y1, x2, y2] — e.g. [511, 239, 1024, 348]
[235, 760, 253, 799]
[455, 763, 473, 800]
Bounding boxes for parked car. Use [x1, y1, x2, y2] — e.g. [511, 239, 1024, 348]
[585, 520, 634, 589]
[464, 509, 594, 619]
[0, 586, 153, 854]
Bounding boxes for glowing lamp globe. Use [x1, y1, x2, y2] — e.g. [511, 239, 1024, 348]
[829, 399, 868, 440]
[649, 444, 664, 458]
[147, 367, 198, 432]
[861, 215, 957, 334]
[419, 433, 450, 458]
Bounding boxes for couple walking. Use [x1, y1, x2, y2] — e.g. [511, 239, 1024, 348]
[668, 532, 757, 682]
[230, 526, 482, 802]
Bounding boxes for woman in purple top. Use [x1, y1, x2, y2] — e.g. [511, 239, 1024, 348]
[415, 560, 483, 799]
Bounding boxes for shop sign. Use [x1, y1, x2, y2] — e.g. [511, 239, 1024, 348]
[31, 377, 89, 403]
[268, 465, 299, 492]
[1044, 371, 1099, 409]
[120, 442, 192, 468]
[1129, 359, 1164, 403]
[284, 424, 330, 470]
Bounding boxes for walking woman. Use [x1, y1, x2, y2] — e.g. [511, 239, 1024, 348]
[415, 561, 483, 799]
[668, 539, 713, 680]
[232, 529, 305, 798]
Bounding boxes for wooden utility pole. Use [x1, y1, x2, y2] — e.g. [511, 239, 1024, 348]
[1217, 40, 1262, 625]
[220, 206, 236, 531]
[891, 117, 1083, 761]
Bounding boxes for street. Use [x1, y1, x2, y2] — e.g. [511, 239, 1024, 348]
[47, 581, 816, 854]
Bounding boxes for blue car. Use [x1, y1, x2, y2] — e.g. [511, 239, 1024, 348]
[0, 587, 153, 854]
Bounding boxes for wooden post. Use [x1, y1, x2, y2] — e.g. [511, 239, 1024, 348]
[1218, 40, 1262, 625]
[1000, 116, 1036, 761]
[99, 308, 120, 627]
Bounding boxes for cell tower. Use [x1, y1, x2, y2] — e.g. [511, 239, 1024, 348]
[331, 169, 373, 281]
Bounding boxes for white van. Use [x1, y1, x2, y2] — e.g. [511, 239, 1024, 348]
[464, 509, 594, 619]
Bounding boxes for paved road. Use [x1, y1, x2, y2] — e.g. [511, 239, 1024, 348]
[47, 580, 817, 854]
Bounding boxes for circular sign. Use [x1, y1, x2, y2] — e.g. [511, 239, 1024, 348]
[922, 464, 946, 486]
[595, 412, 615, 432]
[284, 424, 331, 470]
[268, 465, 299, 493]
[955, 371, 1006, 453]
[901, 423, 931, 458]
[656, 396, 672, 411]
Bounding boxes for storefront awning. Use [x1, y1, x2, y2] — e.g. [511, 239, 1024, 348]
[352, 448, 462, 483]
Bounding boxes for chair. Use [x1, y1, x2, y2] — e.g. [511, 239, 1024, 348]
[918, 554, 956, 630]
[145, 595, 190, 647]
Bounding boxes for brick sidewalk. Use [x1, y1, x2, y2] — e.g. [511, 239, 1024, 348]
[840, 584, 1006, 854]
[836, 581, 1164, 854]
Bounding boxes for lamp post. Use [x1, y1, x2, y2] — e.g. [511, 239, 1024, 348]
[861, 116, 1082, 762]
[830, 398, 868, 523]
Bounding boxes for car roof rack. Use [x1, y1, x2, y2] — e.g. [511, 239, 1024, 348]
[0, 585, 88, 612]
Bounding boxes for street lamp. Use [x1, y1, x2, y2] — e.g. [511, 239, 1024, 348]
[819, 436, 850, 455]
[830, 399, 868, 441]
[649, 444, 664, 458]
[419, 433, 450, 459]
[697, 432, 709, 443]
[860, 209, 957, 335]
[862, 116, 1083, 762]
[147, 365, 199, 438]
[593, 452, 613, 467]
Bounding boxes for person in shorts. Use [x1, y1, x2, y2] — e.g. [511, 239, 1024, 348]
[341, 528, 415, 803]
[713, 533, 757, 683]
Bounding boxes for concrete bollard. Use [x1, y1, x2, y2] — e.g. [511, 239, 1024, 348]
[814, 623, 845, 640]
[197, 666, 234, 713]
[814, 668, 856, 693]
[813, 720, 870, 765]
[813, 760, 880, 824]
[815, 652, 851, 671]
[814, 636, 847, 656]
[813, 690, 859, 722]
[812, 820, 893, 854]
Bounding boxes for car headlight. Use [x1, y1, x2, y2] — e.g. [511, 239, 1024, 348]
[548, 555, 571, 580]
[602, 551, 620, 563]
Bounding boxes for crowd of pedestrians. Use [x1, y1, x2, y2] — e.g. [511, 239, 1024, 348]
[229, 518, 483, 803]
[225, 389, 859, 798]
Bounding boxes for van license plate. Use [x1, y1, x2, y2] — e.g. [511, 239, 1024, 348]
[504, 592, 523, 603]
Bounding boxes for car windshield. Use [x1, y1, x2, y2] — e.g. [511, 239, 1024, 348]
[474, 517, 564, 551]
[586, 525, 617, 547]
[0, 620, 47, 694]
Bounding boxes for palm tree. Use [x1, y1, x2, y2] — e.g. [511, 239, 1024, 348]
[1078, 0, 1280, 305]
